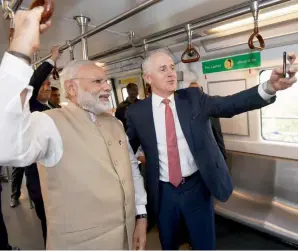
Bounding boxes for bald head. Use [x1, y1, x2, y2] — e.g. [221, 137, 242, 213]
[142, 50, 177, 98]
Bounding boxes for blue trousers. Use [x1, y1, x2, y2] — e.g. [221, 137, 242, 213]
[158, 171, 216, 250]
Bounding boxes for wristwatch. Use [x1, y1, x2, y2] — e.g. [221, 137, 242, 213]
[136, 214, 147, 220]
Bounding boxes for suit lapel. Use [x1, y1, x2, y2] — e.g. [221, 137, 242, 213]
[142, 97, 159, 155]
[174, 93, 195, 154]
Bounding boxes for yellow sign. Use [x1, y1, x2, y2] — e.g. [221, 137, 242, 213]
[224, 59, 234, 69]
[120, 77, 137, 85]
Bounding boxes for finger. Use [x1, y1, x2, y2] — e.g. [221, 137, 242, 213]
[287, 52, 296, 64]
[273, 67, 284, 76]
[279, 76, 297, 86]
[132, 237, 138, 250]
[139, 238, 146, 250]
[31, 6, 45, 23]
[40, 20, 51, 33]
[287, 66, 298, 78]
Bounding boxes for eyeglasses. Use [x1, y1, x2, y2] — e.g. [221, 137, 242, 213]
[70, 78, 111, 86]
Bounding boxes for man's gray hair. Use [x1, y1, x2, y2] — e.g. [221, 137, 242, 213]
[142, 49, 174, 74]
[60, 60, 95, 98]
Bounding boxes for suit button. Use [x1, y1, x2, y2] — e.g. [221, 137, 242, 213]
[108, 141, 112, 146]
[114, 161, 119, 166]
[122, 180, 125, 185]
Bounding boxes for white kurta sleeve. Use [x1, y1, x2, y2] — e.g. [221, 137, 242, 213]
[0, 52, 63, 167]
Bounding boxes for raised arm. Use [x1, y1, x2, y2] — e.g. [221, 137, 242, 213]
[0, 8, 62, 167]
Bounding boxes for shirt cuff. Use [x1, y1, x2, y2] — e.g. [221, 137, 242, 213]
[45, 58, 55, 66]
[1, 52, 33, 82]
[136, 205, 147, 215]
[258, 82, 276, 101]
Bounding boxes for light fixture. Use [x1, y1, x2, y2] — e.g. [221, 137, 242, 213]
[95, 62, 105, 67]
[208, 4, 298, 33]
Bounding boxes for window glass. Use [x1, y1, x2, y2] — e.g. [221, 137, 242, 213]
[260, 70, 298, 143]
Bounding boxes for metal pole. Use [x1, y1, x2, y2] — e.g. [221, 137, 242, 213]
[74, 15, 90, 60]
[2, 0, 23, 19]
[89, 0, 291, 61]
[32, 0, 163, 66]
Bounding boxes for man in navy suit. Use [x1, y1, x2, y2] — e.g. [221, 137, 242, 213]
[126, 50, 297, 250]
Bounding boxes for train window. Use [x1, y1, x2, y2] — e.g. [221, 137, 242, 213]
[260, 70, 298, 144]
[121, 87, 140, 101]
[122, 87, 129, 101]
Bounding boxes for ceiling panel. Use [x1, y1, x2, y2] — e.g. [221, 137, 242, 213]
[0, 0, 250, 62]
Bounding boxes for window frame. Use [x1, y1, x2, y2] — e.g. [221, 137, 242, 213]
[259, 69, 298, 144]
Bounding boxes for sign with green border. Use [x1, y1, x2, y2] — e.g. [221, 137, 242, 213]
[202, 52, 261, 74]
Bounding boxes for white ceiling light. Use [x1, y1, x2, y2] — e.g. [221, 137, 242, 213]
[208, 4, 298, 33]
[95, 62, 105, 67]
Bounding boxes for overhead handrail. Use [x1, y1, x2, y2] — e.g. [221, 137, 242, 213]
[32, 0, 162, 66]
[181, 24, 200, 63]
[248, 0, 265, 51]
[89, 0, 290, 62]
[5, 0, 54, 44]
[143, 39, 148, 57]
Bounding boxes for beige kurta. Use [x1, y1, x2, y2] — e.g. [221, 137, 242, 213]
[38, 103, 135, 249]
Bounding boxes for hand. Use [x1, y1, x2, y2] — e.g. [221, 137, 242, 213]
[132, 218, 147, 250]
[268, 52, 298, 92]
[137, 155, 146, 165]
[51, 45, 62, 62]
[9, 7, 51, 58]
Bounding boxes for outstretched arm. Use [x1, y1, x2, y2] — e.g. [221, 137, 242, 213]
[200, 54, 297, 118]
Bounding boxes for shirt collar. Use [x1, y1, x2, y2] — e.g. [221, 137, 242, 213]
[152, 92, 175, 108]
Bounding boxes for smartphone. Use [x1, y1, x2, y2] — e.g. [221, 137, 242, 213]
[283, 52, 287, 78]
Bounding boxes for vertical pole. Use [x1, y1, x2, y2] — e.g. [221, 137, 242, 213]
[74, 15, 91, 60]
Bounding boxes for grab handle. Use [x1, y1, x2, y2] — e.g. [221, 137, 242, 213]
[8, 0, 54, 43]
[181, 24, 200, 63]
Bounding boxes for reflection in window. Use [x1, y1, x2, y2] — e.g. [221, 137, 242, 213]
[260, 70, 298, 144]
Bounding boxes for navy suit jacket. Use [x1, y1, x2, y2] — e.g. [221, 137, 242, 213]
[126, 85, 275, 218]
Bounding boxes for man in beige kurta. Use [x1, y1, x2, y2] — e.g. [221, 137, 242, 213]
[0, 56, 148, 249]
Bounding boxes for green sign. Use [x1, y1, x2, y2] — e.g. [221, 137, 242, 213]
[202, 52, 261, 74]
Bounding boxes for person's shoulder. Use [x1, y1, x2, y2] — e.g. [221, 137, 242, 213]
[175, 87, 201, 99]
[127, 97, 150, 114]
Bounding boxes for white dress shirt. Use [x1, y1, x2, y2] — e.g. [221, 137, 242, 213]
[0, 52, 147, 215]
[152, 84, 274, 182]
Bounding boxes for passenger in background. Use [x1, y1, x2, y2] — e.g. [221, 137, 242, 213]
[0, 8, 147, 249]
[0, 180, 19, 250]
[10, 46, 61, 209]
[126, 50, 297, 250]
[145, 83, 152, 98]
[49, 86, 61, 108]
[188, 82, 227, 160]
[115, 83, 140, 131]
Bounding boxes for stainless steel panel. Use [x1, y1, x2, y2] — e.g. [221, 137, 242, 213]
[215, 151, 298, 244]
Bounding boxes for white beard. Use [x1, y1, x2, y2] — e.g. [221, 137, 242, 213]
[76, 86, 111, 115]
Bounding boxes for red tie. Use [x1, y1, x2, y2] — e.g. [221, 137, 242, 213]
[162, 99, 182, 187]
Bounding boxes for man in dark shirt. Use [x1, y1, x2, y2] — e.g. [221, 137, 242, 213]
[49, 86, 61, 108]
[115, 83, 140, 131]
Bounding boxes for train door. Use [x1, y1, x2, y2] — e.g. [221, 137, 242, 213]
[114, 74, 145, 104]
